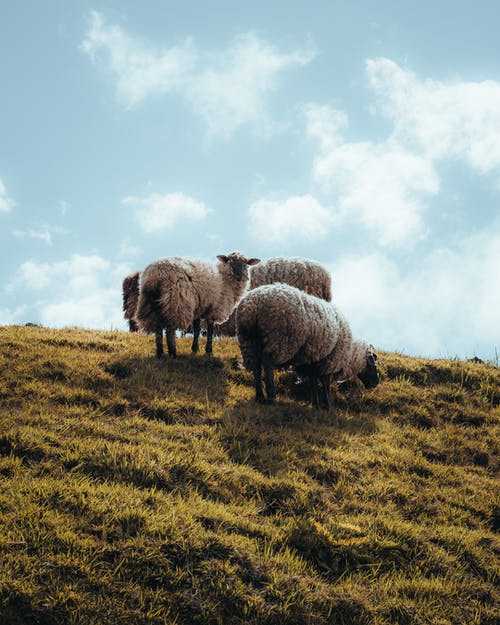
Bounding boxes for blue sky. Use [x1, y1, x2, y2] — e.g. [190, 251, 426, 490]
[1, 1, 499, 360]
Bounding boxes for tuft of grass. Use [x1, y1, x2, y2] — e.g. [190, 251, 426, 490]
[0, 325, 498, 624]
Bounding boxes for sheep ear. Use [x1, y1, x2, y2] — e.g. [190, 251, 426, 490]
[217, 255, 229, 263]
[246, 258, 261, 266]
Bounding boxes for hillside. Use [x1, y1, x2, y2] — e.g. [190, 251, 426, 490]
[0, 325, 498, 625]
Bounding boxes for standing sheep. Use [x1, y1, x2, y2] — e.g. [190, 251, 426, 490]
[122, 271, 141, 332]
[236, 283, 378, 409]
[250, 257, 332, 301]
[136, 252, 260, 358]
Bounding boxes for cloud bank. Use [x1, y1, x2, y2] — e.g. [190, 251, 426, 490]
[249, 58, 500, 248]
[367, 57, 500, 174]
[7, 254, 130, 329]
[306, 103, 440, 246]
[331, 229, 500, 359]
[81, 10, 195, 108]
[81, 11, 315, 137]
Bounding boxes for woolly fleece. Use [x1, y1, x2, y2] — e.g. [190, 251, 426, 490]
[236, 283, 371, 380]
[136, 253, 252, 333]
[249, 257, 332, 302]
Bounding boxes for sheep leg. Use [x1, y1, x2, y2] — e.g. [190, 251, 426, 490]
[320, 375, 331, 411]
[128, 319, 138, 332]
[205, 321, 214, 355]
[262, 355, 276, 405]
[165, 325, 177, 358]
[155, 328, 164, 359]
[310, 375, 320, 408]
[191, 318, 201, 353]
[253, 359, 266, 403]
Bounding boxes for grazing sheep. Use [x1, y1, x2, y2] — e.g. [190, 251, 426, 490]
[250, 257, 332, 302]
[136, 252, 260, 358]
[236, 283, 378, 409]
[122, 271, 141, 332]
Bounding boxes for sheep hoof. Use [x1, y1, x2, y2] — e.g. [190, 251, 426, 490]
[256, 397, 275, 405]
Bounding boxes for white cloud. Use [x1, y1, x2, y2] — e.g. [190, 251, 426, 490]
[39, 292, 124, 330]
[0, 179, 15, 213]
[305, 61, 500, 247]
[8, 254, 130, 329]
[11, 255, 112, 292]
[81, 12, 315, 136]
[306, 103, 439, 246]
[123, 191, 210, 234]
[329, 229, 500, 359]
[186, 33, 316, 138]
[81, 10, 196, 108]
[13, 225, 68, 246]
[248, 194, 333, 243]
[305, 104, 348, 152]
[0, 306, 26, 325]
[367, 57, 500, 174]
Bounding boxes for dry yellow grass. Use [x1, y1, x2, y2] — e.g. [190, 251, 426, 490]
[0, 325, 498, 624]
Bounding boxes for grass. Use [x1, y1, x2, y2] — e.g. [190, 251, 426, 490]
[0, 325, 498, 624]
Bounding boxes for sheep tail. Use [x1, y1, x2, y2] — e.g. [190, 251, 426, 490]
[135, 285, 163, 333]
[236, 303, 262, 372]
[158, 274, 196, 330]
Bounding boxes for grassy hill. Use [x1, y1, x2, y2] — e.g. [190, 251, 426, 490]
[0, 325, 498, 625]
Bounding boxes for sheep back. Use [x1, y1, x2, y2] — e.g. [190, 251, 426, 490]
[236, 283, 342, 372]
[136, 258, 214, 332]
[136, 255, 252, 334]
[250, 257, 332, 301]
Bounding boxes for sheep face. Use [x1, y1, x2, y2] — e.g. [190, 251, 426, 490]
[357, 349, 379, 389]
[217, 252, 261, 282]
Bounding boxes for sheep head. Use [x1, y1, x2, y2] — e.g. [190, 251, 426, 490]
[357, 347, 379, 389]
[217, 252, 261, 282]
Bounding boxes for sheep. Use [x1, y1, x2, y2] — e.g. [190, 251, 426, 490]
[213, 256, 332, 338]
[236, 283, 378, 409]
[135, 252, 260, 358]
[122, 270, 141, 332]
[249, 256, 332, 302]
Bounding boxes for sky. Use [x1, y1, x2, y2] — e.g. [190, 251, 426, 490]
[1, 0, 499, 360]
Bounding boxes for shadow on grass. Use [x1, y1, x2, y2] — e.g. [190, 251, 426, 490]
[96, 353, 231, 427]
[217, 397, 378, 477]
